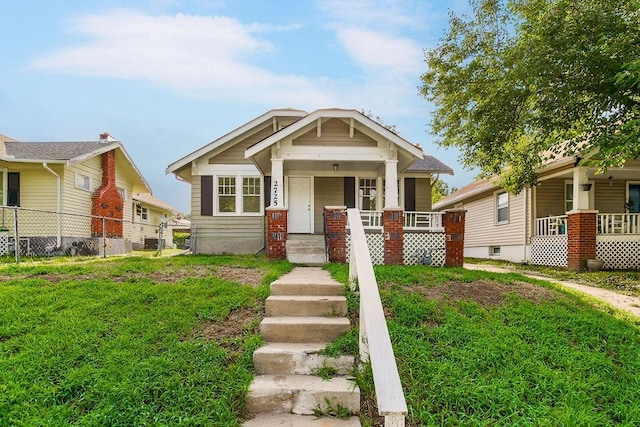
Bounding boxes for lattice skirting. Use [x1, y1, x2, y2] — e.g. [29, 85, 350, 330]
[346, 232, 385, 265]
[404, 232, 446, 266]
[0, 233, 8, 256]
[346, 232, 445, 266]
[531, 235, 568, 267]
[597, 236, 640, 270]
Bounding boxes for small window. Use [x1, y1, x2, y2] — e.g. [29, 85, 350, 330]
[565, 181, 573, 212]
[628, 183, 640, 213]
[118, 187, 127, 201]
[75, 173, 91, 191]
[136, 204, 148, 220]
[496, 192, 509, 224]
[490, 246, 501, 256]
[242, 177, 261, 213]
[359, 178, 377, 210]
[218, 176, 236, 213]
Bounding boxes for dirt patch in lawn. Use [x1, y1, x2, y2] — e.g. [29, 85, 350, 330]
[406, 279, 556, 308]
[212, 265, 265, 287]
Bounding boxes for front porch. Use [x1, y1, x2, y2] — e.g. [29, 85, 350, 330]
[532, 213, 640, 269]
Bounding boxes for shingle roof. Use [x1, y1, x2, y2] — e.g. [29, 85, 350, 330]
[133, 192, 180, 214]
[406, 155, 454, 174]
[3, 141, 118, 161]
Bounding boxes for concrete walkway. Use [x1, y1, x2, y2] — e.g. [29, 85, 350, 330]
[464, 263, 640, 318]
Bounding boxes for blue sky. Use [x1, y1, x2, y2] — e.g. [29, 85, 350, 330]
[0, 0, 474, 213]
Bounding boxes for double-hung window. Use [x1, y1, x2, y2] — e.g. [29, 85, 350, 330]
[359, 178, 377, 210]
[218, 177, 236, 213]
[75, 173, 91, 191]
[496, 192, 509, 224]
[216, 175, 262, 214]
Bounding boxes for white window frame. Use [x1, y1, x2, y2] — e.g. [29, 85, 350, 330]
[215, 174, 263, 216]
[242, 177, 261, 214]
[358, 178, 378, 211]
[564, 180, 574, 212]
[118, 187, 127, 201]
[75, 173, 91, 191]
[136, 203, 149, 221]
[490, 246, 501, 256]
[495, 191, 509, 225]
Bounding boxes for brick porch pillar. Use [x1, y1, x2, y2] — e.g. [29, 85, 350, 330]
[567, 210, 597, 271]
[266, 208, 287, 260]
[325, 206, 347, 263]
[444, 210, 466, 267]
[383, 209, 404, 265]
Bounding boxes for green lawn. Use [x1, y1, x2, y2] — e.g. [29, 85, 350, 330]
[0, 255, 291, 426]
[326, 264, 640, 426]
[2, 257, 639, 426]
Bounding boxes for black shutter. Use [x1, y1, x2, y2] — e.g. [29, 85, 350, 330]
[404, 178, 416, 211]
[201, 175, 213, 216]
[344, 177, 355, 208]
[263, 176, 271, 209]
[7, 172, 19, 206]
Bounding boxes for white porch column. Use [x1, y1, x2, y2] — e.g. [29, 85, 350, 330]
[271, 158, 284, 208]
[572, 167, 591, 210]
[384, 160, 399, 209]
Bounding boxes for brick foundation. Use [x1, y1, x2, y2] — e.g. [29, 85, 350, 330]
[266, 208, 287, 260]
[567, 210, 597, 271]
[91, 150, 124, 237]
[383, 209, 404, 265]
[444, 210, 466, 267]
[325, 207, 347, 263]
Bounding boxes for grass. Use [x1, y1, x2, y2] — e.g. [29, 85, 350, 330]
[0, 255, 291, 426]
[326, 264, 640, 426]
[465, 257, 640, 298]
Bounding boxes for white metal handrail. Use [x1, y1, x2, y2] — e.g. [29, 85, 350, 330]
[535, 215, 568, 236]
[597, 213, 640, 235]
[347, 208, 407, 427]
[404, 211, 444, 231]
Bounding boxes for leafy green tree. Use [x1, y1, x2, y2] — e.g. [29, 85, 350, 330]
[431, 178, 457, 204]
[421, 0, 640, 193]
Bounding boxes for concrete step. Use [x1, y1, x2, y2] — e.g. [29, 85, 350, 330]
[286, 239, 327, 265]
[243, 413, 361, 426]
[260, 317, 351, 343]
[266, 295, 347, 317]
[270, 280, 344, 296]
[253, 342, 356, 375]
[245, 374, 360, 416]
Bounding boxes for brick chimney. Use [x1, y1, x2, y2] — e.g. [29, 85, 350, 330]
[100, 132, 115, 142]
[91, 149, 124, 237]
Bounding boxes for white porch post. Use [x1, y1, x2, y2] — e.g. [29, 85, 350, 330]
[271, 158, 284, 208]
[384, 160, 399, 209]
[572, 167, 590, 210]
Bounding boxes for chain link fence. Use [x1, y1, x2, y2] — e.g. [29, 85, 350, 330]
[0, 206, 174, 263]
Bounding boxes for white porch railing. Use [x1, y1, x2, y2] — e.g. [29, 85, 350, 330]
[597, 213, 640, 235]
[535, 215, 567, 236]
[359, 210, 383, 230]
[404, 211, 444, 231]
[357, 210, 445, 232]
[347, 208, 407, 427]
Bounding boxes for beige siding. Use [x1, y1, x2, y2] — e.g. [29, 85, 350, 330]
[293, 118, 377, 147]
[595, 181, 626, 213]
[191, 175, 264, 253]
[209, 127, 274, 164]
[535, 178, 566, 217]
[314, 177, 344, 233]
[463, 191, 527, 247]
[414, 178, 432, 211]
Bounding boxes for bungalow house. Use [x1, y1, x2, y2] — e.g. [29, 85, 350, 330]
[434, 153, 640, 270]
[166, 108, 454, 262]
[131, 192, 180, 249]
[0, 133, 176, 256]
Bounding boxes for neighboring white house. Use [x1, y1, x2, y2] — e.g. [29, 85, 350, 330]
[167, 108, 453, 255]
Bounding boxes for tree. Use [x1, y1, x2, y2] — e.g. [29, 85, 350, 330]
[421, 0, 640, 193]
[431, 178, 457, 204]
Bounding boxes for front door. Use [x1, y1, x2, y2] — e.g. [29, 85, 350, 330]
[288, 177, 312, 233]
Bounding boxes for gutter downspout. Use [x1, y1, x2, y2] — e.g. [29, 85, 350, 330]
[42, 163, 61, 247]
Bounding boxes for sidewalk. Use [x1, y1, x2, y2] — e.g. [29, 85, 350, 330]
[464, 263, 640, 318]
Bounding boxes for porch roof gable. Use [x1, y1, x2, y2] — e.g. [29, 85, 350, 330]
[244, 108, 425, 160]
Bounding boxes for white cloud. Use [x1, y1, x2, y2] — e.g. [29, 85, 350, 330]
[32, 10, 335, 105]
